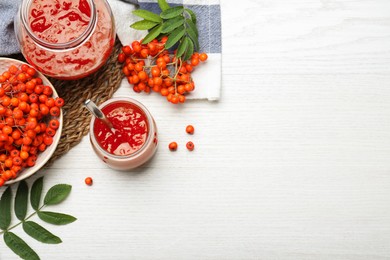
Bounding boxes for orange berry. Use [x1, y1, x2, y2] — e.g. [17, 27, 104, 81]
[178, 95, 186, 103]
[20, 151, 29, 160]
[138, 71, 147, 81]
[199, 53, 208, 61]
[191, 58, 199, 66]
[169, 142, 178, 151]
[186, 141, 194, 151]
[151, 67, 160, 77]
[186, 125, 195, 134]
[85, 177, 93, 186]
[117, 53, 126, 63]
[171, 95, 179, 104]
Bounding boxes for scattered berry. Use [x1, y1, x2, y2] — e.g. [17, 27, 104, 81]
[186, 125, 194, 134]
[186, 141, 194, 151]
[169, 142, 178, 151]
[85, 177, 93, 186]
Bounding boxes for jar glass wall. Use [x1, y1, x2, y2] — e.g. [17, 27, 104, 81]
[14, 0, 115, 80]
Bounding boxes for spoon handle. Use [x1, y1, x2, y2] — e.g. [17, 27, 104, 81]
[84, 99, 114, 129]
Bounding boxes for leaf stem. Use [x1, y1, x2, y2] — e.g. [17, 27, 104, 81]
[0, 205, 45, 235]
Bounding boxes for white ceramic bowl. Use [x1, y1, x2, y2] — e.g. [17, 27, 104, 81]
[0, 57, 63, 185]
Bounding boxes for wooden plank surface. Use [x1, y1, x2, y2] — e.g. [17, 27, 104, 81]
[1, 0, 390, 259]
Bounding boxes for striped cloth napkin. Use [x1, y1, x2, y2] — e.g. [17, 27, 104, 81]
[108, 0, 222, 100]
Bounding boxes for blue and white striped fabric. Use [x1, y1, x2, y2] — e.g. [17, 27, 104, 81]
[110, 0, 222, 100]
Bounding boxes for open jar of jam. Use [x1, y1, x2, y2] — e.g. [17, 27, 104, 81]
[89, 97, 158, 170]
[14, 0, 115, 80]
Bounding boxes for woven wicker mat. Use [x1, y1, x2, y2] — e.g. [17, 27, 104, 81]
[46, 39, 123, 165]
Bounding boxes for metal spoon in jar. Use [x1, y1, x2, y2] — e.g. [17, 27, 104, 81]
[84, 99, 116, 133]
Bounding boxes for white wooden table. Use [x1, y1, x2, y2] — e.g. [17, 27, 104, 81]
[2, 0, 390, 259]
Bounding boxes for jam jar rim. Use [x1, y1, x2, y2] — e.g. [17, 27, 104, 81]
[20, 0, 98, 50]
[89, 97, 155, 160]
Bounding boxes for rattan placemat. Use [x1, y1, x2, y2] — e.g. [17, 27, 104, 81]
[46, 39, 123, 165]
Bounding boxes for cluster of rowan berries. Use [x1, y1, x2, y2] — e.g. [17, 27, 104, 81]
[117, 36, 208, 104]
[0, 64, 64, 186]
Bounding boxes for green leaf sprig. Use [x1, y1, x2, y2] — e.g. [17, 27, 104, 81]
[130, 0, 199, 61]
[0, 177, 76, 260]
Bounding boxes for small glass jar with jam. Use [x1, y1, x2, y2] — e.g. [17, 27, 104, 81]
[89, 97, 158, 170]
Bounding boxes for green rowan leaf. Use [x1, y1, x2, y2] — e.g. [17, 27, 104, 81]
[183, 37, 194, 61]
[130, 20, 159, 30]
[165, 25, 186, 49]
[158, 0, 170, 11]
[38, 211, 77, 225]
[185, 19, 199, 51]
[4, 232, 40, 260]
[15, 181, 28, 221]
[132, 10, 162, 23]
[185, 18, 198, 36]
[44, 184, 71, 206]
[0, 186, 12, 230]
[142, 24, 163, 44]
[161, 16, 185, 34]
[176, 37, 189, 58]
[23, 221, 62, 244]
[185, 8, 197, 23]
[160, 6, 184, 19]
[30, 177, 43, 211]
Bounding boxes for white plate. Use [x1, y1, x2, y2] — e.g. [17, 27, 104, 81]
[0, 57, 63, 185]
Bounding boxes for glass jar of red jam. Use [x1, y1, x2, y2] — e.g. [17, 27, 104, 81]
[89, 97, 158, 170]
[14, 0, 115, 80]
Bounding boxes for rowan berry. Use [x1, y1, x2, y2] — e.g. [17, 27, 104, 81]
[118, 53, 126, 63]
[43, 135, 53, 145]
[13, 108, 23, 119]
[38, 143, 46, 152]
[134, 63, 143, 72]
[8, 65, 18, 74]
[186, 125, 195, 134]
[2, 127, 12, 137]
[191, 58, 199, 67]
[27, 156, 37, 167]
[12, 130, 21, 140]
[46, 127, 56, 137]
[122, 45, 133, 56]
[10, 150, 20, 158]
[39, 104, 50, 115]
[177, 85, 186, 95]
[55, 98, 64, 107]
[169, 142, 178, 151]
[151, 67, 160, 77]
[34, 85, 44, 94]
[140, 48, 149, 58]
[199, 53, 208, 61]
[186, 141, 194, 151]
[17, 73, 27, 82]
[45, 97, 55, 108]
[29, 93, 38, 103]
[2, 96, 11, 106]
[178, 95, 186, 103]
[5, 158, 13, 168]
[155, 77, 165, 87]
[43, 86, 53, 96]
[85, 177, 93, 186]
[49, 119, 60, 129]
[50, 106, 60, 117]
[138, 71, 147, 81]
[12, 157, 22, 166]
